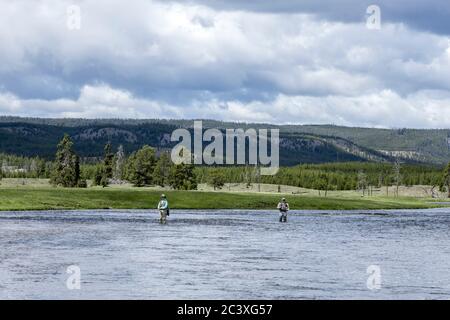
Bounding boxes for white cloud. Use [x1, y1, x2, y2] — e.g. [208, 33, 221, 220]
[0, 0, 450, 127]
[0, 85, 175, 118]
[1, 84, 450, 128]
[200, 90, 450, 128]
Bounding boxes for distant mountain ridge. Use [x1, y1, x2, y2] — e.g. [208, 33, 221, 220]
[0, 116, 448, 165]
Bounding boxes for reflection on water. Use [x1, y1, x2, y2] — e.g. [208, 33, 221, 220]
[1, 208, 450, 299]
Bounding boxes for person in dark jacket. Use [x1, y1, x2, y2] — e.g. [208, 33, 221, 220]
[277, 197, 289, 222]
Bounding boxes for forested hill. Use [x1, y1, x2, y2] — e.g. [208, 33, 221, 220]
[0, 116, 449, 165]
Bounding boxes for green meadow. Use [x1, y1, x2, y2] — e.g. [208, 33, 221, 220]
[0, 185, 443, 211]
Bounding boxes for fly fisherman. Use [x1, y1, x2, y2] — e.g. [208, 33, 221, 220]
[157, 194, 170, 223]
[277, 197, 289, 222]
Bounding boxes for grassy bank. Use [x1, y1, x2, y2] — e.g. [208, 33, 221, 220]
[0, 186, 443, 211]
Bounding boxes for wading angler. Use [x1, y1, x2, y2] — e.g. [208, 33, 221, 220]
[170, 121, 279, 175]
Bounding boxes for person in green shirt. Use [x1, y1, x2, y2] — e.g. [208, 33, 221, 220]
[157, 194, 170, 223]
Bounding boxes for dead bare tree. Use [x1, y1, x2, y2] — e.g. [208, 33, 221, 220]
[357, 170, 367, 196]
[392, 160, 402, 197]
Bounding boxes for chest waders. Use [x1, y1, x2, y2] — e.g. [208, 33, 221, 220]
[158, 198, 169, 224]
[279, 209, 288, 222]
[159, 209, 168, 224]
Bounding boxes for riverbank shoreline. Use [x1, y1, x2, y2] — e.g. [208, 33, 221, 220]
[0, 187, 446, 211]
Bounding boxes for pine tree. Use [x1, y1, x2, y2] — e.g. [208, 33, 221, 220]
[100, 143, 114, 187]
[74, 154, 84, 187]
[93, 164, 104, 186]
[442, 162, 450, 198]
[50, 134, 81, 187]
[153, 152, 172, 187]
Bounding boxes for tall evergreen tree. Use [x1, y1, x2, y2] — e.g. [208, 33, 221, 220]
[50, 134, 81, 187]
[442, 162, 450, 198]
[153, 152, 172, 187]
[93, 164, 104, 186]
[100, 143, 114, 187]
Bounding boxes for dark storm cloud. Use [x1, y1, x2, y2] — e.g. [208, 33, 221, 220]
[171, 0, 450, 35]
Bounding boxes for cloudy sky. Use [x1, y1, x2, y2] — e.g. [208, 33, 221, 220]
[1, 0, 450, 128]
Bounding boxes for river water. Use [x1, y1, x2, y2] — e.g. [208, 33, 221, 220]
[1, 209, 450, 299]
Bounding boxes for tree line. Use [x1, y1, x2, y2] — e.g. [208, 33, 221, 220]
[196, 161, 450, 197]
[0, 133, 449, 198]
[47, 134, 197, 190]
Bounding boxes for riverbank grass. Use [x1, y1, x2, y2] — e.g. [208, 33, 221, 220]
[0, 186, 444, 211]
